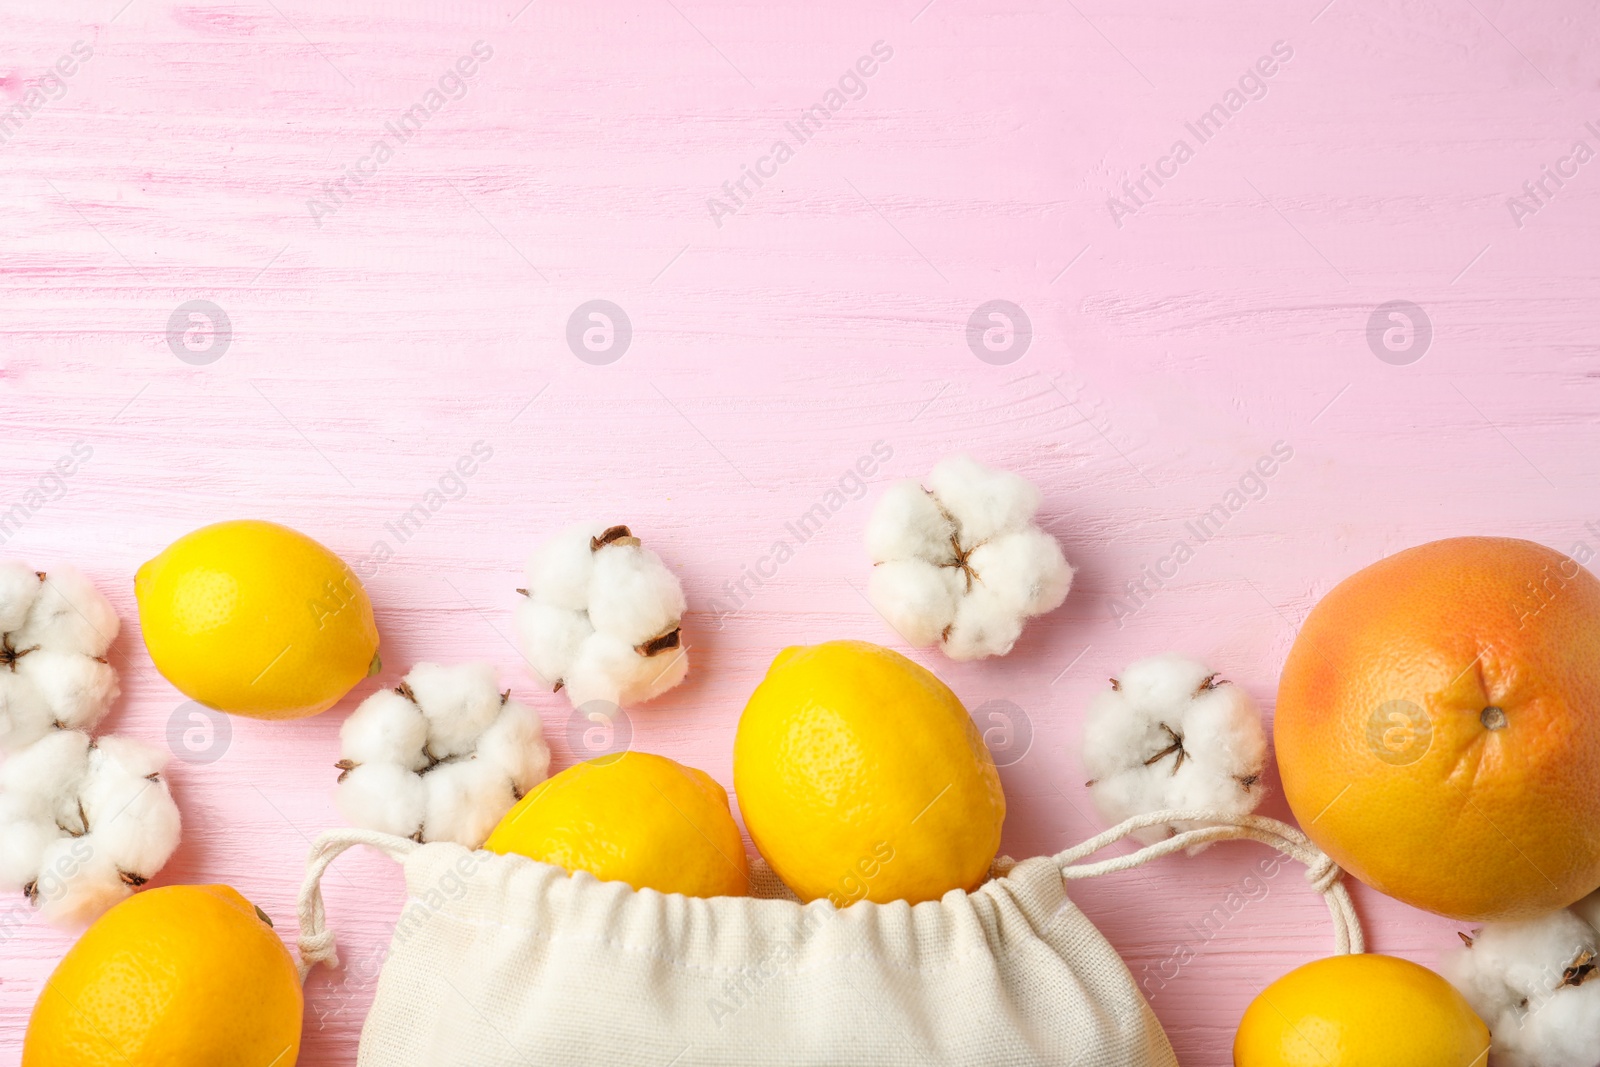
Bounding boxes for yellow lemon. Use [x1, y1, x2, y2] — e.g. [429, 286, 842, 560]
[1234, 954, 1489, 1067]
[24, 885, 303, 1067]
[485, 751, 750, 898]
[135, 519, 379, 719]
[733, 640, 1005, 906]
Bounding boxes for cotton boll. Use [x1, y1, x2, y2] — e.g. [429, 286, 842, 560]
[565, 632, 686, 709]
[926, 454, 1040, 545]
[1115, 653, 1216, 711]
[1155, 759, 1264, 843]
[405, 662, 503, 759]
[422, 759, 515, 848]
[524, 521, 606, 611]
[559, 635, 632, 708]
[0, 727, 178, 928]
[0, 728, 91, 827]
[587, 544, 686, 647]
[1081, 655, 1268, 849]
[967, 529, 1073, 617]
[337, 763, 427, 840]
[629, 642, 689, 705]
[0, 794, 56, 888]
[518, 524, 691, 709]
[88, 784, 182, 880]
[16, 566, 119, 657]
[1181, 686, 1269, 783]
[32, 838, 129, 928]
[1085, 773, 1173, 847]
[342, 688, 430, 770]
[336, 663, 549, 847]
[1, 726, 93, 794]
[1447, 911, 1600, 1067]
[88, 734, 167, 781]
[0, 562, 41, 633]
[1451, 912, 1598, 1006]
[865, 481, 957, 564]
[864, 455, 1069, 661]
[80, 739, 181, 878]
[1506, 986, 1600, 1067]
[867, 560, 961, 647]
[475, 699, 550, 797]
[1080, 693, 1175, 783]
[16, 651, 119, 734]
[0, 671, 53, 753]
[942, 586, 1026, 661]
[514, 600, 592, 691]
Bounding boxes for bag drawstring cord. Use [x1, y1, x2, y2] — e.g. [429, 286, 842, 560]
[295, 811, 1364, 983]
[1054, 810, 1365, 956]
[296, 829, 419, 983]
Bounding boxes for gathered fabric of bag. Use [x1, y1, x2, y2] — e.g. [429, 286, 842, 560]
[297, 809, 1364, 1067]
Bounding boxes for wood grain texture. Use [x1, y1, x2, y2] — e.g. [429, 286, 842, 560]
[2, 0, 1599, 1062]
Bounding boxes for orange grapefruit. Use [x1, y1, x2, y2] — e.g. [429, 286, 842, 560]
[1276, 536, 1600, 921]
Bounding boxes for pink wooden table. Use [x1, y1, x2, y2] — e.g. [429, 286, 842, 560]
[3, 0, 1598, 1062]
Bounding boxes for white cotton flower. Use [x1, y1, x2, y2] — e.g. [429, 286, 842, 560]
[1080, 653, 1269, 849]
[338, 688, 429, 771]
[516, 602, 594, 694]
[0, 562, 40, 634]
[563, 632, 688, 711]
[515, 523, 689, 708]
[17, 651, 119, 735]
[524, 523, 602, 612]
[420, 760, 510, 848]
[336, 663, 550, 848]
[1, 728, 92, 828]
[337, 763, 428, 839]
[0, 730, 182, 928]
[865, 455, 1072, 660]
[0, 795, 58, 889]
[405, 661, 504, 759]
[34, 838, 131, 927]
[80, 736, 183, 878]
[15, 567, 119, 657]
[925, 453, 1041, 546]
[869, 560, 962, 648]
[1446, 907, 1600, 1067]
[0, 563, 121, 752]
[474, 698, 549, 792]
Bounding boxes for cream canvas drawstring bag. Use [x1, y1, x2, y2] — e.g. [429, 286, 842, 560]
[297, 809, 1364, 1067]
